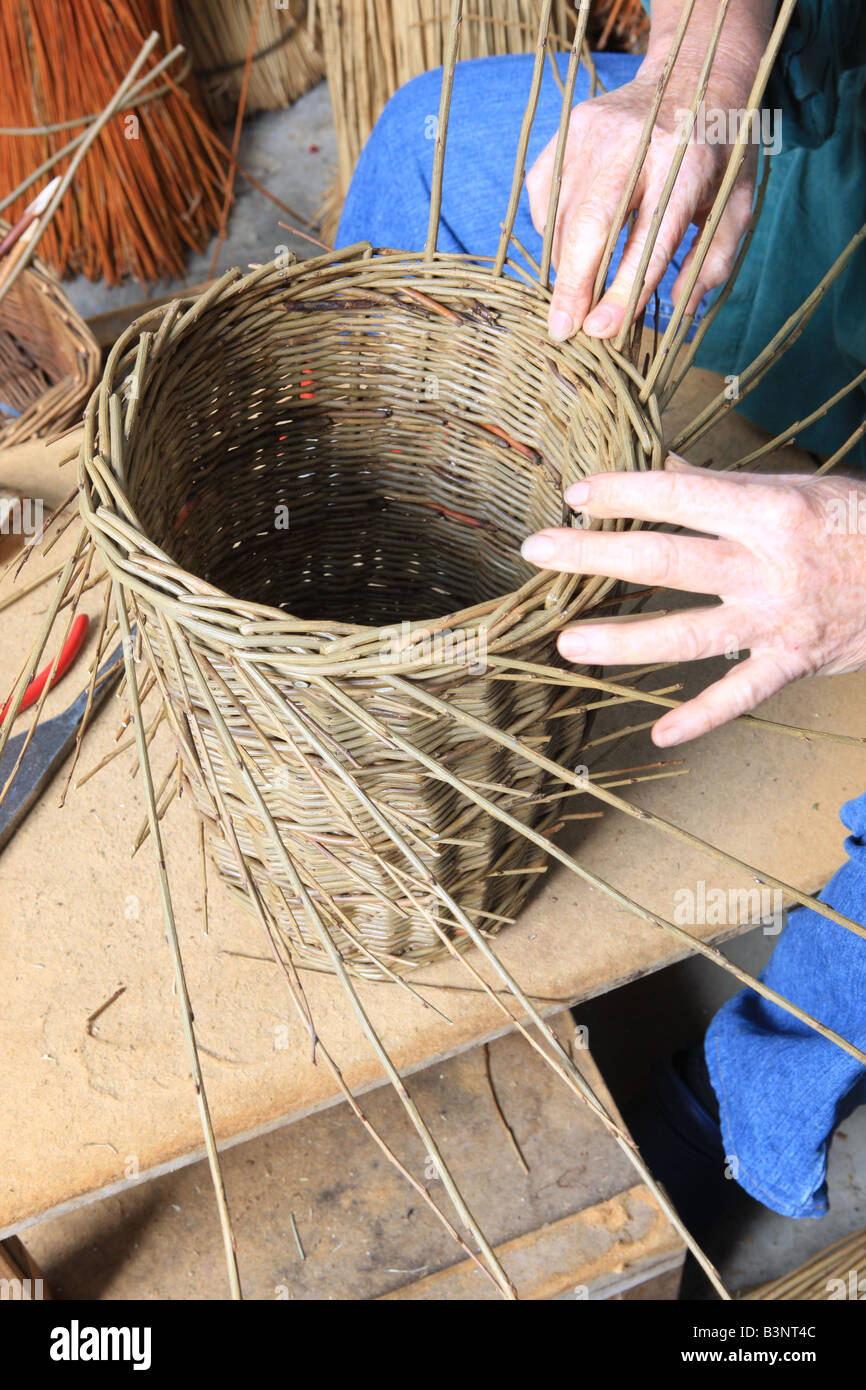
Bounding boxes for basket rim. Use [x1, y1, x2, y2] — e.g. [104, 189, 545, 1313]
[77, 246, 663, 675]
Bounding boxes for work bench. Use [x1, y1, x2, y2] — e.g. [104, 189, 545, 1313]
[2, 376, 863, 1299]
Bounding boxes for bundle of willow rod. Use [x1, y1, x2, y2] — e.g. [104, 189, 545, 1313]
[3, 0, 866, 1303]
[590, 0, 650, 52]
[319, 0, 581, 240]
[0, 0, 228, 285]
[742, 1226, 866, 1301]
[0, 229, 99, 448]
[173, 0, 324, 123]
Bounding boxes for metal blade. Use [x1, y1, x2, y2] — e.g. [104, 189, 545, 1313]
[0, 642, 125, 853]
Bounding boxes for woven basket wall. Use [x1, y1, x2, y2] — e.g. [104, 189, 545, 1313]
[80, 250, 659, 979]
[320, 0, 578, 241]
[0, 240, 100, 449]
[174, 0, 324, 123]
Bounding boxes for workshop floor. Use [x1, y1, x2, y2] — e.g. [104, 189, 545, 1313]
[580, 926, 866, 1297]
[39, 85, 866, 1300]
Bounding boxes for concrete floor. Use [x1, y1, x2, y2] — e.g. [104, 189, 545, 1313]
[41, 85, 866, 1300]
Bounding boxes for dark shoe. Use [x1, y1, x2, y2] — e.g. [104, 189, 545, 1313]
[621, 1044, 741, 1243]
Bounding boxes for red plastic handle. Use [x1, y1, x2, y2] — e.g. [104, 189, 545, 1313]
[1, 613, 90, 724]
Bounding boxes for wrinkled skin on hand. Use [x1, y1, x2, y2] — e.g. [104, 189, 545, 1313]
[526, 67, 758, 343]
[521, 461, 866, 747]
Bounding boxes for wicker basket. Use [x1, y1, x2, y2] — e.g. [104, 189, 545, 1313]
[79, 247, 660, 979]
[0, 244, 100, 449]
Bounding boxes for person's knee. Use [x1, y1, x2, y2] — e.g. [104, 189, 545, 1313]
[369, 68, 444, 162]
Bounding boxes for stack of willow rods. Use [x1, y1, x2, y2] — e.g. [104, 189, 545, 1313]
[319, 0, 579, 240]
[0, 0, 228, 284]
[742, 1227, 866, 1301]
[173, 0, 324, 123]
[591, 0, 649, 51]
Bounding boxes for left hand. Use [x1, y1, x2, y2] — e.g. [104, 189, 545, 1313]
[520, 461, 866, 747]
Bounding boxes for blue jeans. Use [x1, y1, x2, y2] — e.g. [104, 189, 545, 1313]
[338, 53, 707, 334]
[336, 51, 866, 1218]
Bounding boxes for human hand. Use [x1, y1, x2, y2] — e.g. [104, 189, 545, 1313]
[526, 63, 757, 343]
[521, 462, 866, 747]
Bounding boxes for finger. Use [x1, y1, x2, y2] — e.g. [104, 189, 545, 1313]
[651, 651, 792, 747]
[563, 468, 797, 541]
[672, 179, 754, 311]
[547, 170, 636, 341]
[667, 456, 816, 491]
[557, 605, 747, 666]
[521, 528, 752, 595]
[526, 136, 556, 235]
[583, 179, 695, 339]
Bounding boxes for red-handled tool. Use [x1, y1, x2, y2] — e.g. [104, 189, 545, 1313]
[1, 614, 89, 724]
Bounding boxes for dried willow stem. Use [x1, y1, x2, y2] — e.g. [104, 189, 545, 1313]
[612, 0, 731, 353]
[111, 588, 242, 1301]
[183, 643, 516, 1299]
[237, 655, 727, 1296]
[673, 221, 866, 453]
[495, 0, 554, 275]
[426, 0, 464, 259]
[394, 666, 866, 953]
[726, 366, 866, 474]
[592, 0, 698, 308]
[643, 0, 799, 400]
[540, 0, 591, 287]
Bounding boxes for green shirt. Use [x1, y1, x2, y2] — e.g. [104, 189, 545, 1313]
[646, 0, 866, 465]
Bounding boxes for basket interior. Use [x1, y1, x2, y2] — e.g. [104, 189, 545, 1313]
[129, 290, 585, 628]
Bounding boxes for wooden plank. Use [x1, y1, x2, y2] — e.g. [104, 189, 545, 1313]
[380, 1189, 684, 1301]
[20, 1020, 684, 1299]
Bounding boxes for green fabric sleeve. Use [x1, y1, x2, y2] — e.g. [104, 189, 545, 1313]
[639, 2, 865, 148]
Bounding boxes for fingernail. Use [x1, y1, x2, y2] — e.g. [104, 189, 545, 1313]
[583, 305, 616, 337]
[559, 631, 587, 660]
[653, 725, 682, 749]
[565, 482, 590, 508]
[548, 309, 574, 342]
[521, 534, 556, 565]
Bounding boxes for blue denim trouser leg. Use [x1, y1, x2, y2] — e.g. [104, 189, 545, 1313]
[335, 51, 866, 1218]
[706, 792, 866, 1218]
[336, 52, 708, 333]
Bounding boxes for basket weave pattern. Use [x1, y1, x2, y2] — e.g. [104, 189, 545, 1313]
[80, 249, 660, 977]
[0, 243, 99, 448]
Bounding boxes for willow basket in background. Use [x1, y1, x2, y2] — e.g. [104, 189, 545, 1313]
[174, 0, 324, 123]
[0, 243, 99, 449]
[80, 248, 660, 979]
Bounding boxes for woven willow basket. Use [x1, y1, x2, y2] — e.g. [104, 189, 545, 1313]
[0, 243, 99, 449]
[80, 248, 660, 979]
